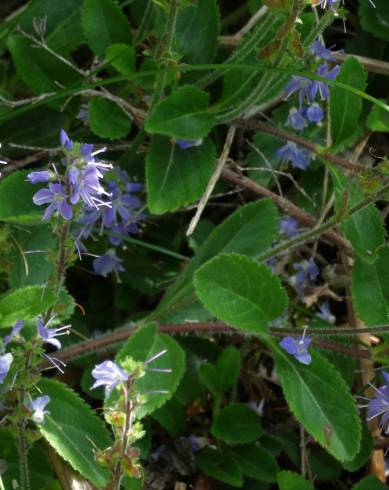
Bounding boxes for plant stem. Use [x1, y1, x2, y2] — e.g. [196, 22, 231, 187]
[17, 416, 30, 490]
[152, 0, 178, 104]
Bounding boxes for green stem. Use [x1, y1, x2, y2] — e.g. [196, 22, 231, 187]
[134, 0, 154, 45]
[256, 180, 389, 262]
[17, 416, 30, 490]
[152, 0, 179, 104]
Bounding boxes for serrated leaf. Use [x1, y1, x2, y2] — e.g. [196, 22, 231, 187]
[343, 423, 373, 472]
[152, 397, 186, 436]
[155, 199, 279, 321]
[38, 378, 111, 487]
[195, 448, 243, 487]
[8, 35, 80, 98]
[82, 0, 132, 58]
[211, 404, 262, 444]
[359, 0, 389, 41]
[271, 343, 361, 462]
[106, 43, 135, 75]
[199, 345, 241, 398]
[194, 254, 288, 334]
[233, 444, 279, 482]
[0, 286, 56, 327]
[174, 0, 220, 64]
[146, 135, 216, 214]
[277, 471, 315, 490]
[116, 323, 185, 417]
[145, 85, 215, 139]
[352, 246, 389, 326]
[330, 57, 367, 149]
[0, 171, 44, 224]
[353, 476, 389, 490]
[88, 97, 131, 140]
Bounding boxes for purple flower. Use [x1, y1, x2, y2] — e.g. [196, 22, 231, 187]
[37, 317, 71, 350]
[309, 63, 340, 101]
[280, 335, 312, 364]
[310, 40, 337, 61]
[276, 142, 311, 170]
[290, 259, 319, 298]
[367, 372, 389, 433]
[69, 165, 110, 208]
[33, 183, 73, 221]
[280, 216, 299, 238]
[317, 301, 335, 323]
[27, 171, 54, 184]
[27, 395, 50, 424]
[284, 76, 312, 108]
[60, 129, 73, 151]
[91, 360, 129, 395]
[176, 138, 203, 150]
[93, 249, 125, 278]
[305, 103, 324, 124]
[0, 353, 13, 384]
[286, 108, 308, 131]
[3, 320, 23, 347]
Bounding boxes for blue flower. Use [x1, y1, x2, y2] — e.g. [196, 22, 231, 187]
[276, 142, 311, 170]
[33, 183, 73, 221]
[27, 171, 54, 184]
[309, 63, 340, 101]
[310, 40, 337, 61]
[69, 165, 110, 208]
[305, 103, 324, 124]
[60, 129, 73, 151]
[93, 249, 125, 278]
[284, 76, 312, 108]
[91, 360, 129, 395]
[286, 108, 308, 131]
[289, 259, 319, 298]
[176, 138, 203, 149]
[27, 395, 50, 424]
[367, 372, 389, 433]
[317, 300, 335, 323]
[3, 320, 23, 347]
[0, 353, 13, 384]
[279, 335, 312, 364]
[280, 216, 299, 238]
[37, 317, 71, 350]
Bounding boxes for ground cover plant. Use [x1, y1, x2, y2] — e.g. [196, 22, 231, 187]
[2, 0, 389, 488]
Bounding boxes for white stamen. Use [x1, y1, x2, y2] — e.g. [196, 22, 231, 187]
[145, 349, 167, 365]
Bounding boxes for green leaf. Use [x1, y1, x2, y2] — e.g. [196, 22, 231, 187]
[366, 102, 389, 132]
[145, 85, 215, 139]
[0, 171, 44, 225]
[353, 476, 389, 490]
[81, 0, 132, 58]
[194, 254, 288, 334]
[233, 444, 279, 482]
[343, 424, 373, 472]
[116, 323, 185, 417]
[152, 397, 186, 436]
[0, 286, 56, 327]
[18, 0, 84, 54]
[38, 378, 112, 487]
[199, 345, 241, 398]
[146, 135, 216, 214]
[211, 403, 262, 444]
[330, 57, 367, 149]
[7, 35, 80, 97]
[155, 199, 279, 321]
[88, 97, 131, 140]
[308, 448, 341, 482]
[8, 225, 55, 287]
[277, 471, 315, 490]
[106, 43, 135, 75]
[359, 0, 389, 41]
[195, 448, 243, 487]
[174, 0, 220, 64]
[331, 167, 385, 264]
[352, 246, 389, 326]
[271, 343, 361, 462]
